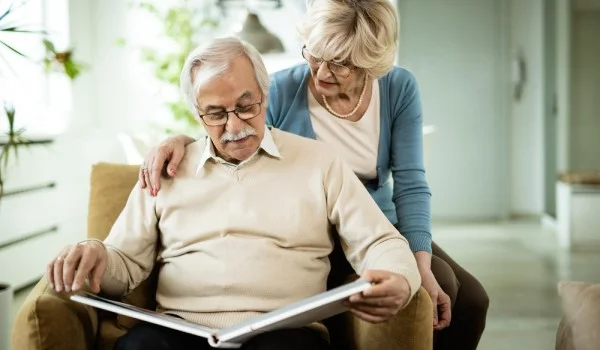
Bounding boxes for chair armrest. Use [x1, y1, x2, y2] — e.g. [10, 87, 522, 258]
[11, 276, 99, 350]
[328, 286, 433, 350]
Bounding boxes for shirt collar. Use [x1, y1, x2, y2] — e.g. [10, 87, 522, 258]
[196, 127, 281, 174]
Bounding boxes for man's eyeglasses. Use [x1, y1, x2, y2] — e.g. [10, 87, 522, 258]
[301, 46, 354, 78]
[198, 100, 263, 127]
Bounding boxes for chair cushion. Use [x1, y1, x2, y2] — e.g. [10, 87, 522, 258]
[11, 277, 99, 350]
[556, 281, 600, 350]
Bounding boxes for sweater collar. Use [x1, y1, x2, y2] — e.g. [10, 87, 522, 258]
[196, 127, 281, 174]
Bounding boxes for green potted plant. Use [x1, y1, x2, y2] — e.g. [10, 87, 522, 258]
[0, 1, 85, 347]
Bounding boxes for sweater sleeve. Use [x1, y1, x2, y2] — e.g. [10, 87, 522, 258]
[324, 153, 421, 298]
[390, 71, 433, 253]
[99, 182, 159, 297]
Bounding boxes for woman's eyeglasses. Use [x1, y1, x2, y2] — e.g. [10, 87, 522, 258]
[301, 46, 354, 78]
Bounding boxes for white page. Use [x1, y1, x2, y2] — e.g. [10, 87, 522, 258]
[70, 293, 214, 339]
[217, 278, 372, 344]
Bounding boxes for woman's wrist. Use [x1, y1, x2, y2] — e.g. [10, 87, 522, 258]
[414, 251, 432, 273]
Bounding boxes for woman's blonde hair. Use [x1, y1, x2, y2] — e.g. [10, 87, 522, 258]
[297, 0, 399, 78]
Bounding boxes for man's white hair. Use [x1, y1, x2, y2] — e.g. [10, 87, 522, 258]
[180, 36, 270, 120]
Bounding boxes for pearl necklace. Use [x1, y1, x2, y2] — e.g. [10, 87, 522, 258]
[322, 75, 368, 119]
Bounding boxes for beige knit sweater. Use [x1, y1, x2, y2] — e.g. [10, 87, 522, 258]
[100, 128, 420, 330]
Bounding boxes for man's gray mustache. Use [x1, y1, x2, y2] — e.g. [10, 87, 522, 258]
[221, 128, 257, 142]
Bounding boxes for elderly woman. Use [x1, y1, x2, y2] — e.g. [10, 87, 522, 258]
[139, 0, 488, 349]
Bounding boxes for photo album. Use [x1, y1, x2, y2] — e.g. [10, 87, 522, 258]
[70, 278, 372, 348]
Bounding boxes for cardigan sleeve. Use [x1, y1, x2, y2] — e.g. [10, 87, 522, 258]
[266, 74, 280, 127]
[389, 70, 433, 253]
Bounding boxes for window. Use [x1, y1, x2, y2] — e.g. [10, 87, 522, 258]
[0, 0, 71, 137]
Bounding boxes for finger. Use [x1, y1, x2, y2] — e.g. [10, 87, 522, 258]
[53, 257, 65, 292]
[361, 270, 391, 284]
[150, 153, 166, 193]
[89, 255, 107, 293]
[62, 246, 83, 292]
[143, 167, 153, 196]
[71, 246, 98, 292]
[51, 245, 71, 292]
[350, 304, 395, 317]
[359, 281, 394, 299]
[431, 293, 439, 326]
[167, 144, 185, 176]
[348, 295, 400, 307]
[350, 308, 386, 324]
[435, 294, 452, 330]
[46, 260, 55, 289]
[139, 164, 147, 188]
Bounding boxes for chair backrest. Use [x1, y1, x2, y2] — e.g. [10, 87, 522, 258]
[88, 162, 140, 241]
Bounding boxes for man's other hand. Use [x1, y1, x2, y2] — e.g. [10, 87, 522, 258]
[347, 270, 411, 323]
[46, 241, 107, 293]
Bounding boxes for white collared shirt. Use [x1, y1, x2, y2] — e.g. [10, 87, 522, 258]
[195, 127, 281, 175]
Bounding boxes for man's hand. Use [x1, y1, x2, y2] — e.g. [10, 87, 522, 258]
[46, 241, 107, 293]
[421, 269, 451, 330]
[346, 270, 411, 323]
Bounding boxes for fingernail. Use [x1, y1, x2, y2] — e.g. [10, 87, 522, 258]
[56, 285, 62, 292]
[49, 283, 54, 289]
[65, 285, 71, 292]
[72, 283, 79, 291]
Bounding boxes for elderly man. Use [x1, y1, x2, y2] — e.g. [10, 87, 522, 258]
[46, 37, 420, 350]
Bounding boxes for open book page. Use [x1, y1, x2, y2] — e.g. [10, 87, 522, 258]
[69, 293, 214, 339]
[70, 278, 372, 348]
[216, 278, 372, 345]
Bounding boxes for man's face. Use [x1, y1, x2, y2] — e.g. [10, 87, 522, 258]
[195, 56, 266, 164]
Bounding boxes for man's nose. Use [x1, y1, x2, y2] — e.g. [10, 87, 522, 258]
[225, 112, 245, 133]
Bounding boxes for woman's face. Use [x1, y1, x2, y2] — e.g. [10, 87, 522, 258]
[302, 46, 360, 96]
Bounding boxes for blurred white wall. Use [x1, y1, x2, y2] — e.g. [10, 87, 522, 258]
[396, 0, 510, 221]
[507, 0, 545, 216]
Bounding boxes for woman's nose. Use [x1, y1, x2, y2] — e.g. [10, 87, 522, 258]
[316, 62, 334, 80]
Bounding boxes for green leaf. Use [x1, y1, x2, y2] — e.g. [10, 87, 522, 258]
[0, 26, 46, 34]
[63, 59, 82, 79]
[0, 3, 15, 23]
[0, 39, 29, 59]
[42, 38, 55, 52]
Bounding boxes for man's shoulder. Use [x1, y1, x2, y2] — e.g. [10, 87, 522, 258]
[174, 137, 208, 175]
[270, 128, 337, 164]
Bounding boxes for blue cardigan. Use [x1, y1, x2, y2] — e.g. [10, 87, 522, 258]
[266, 64, 432, 253]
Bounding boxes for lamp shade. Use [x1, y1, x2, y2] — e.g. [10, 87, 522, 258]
[236, 12, 284, 54]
